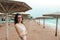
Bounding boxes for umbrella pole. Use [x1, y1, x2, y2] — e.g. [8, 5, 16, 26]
[43, 18, 45, 28]
[0, 16, 1, 23]
[39, 19, 40, 25]
[6, 13, 9, 40]
[36, 19, 38, 24]
[38, 19, 39, 24]
[55, 17, 58, 36]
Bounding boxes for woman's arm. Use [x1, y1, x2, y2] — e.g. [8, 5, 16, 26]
[15, 25, 20, 37]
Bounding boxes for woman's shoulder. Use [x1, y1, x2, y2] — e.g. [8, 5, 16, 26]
[15, 23, 19, 26]
[15, 23, 25, 26]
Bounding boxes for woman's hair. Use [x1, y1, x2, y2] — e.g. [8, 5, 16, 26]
[14, 13, 23, 24]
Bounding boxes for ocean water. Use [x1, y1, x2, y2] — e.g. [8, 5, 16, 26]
[1, 19, 60, 30]
[0, 20, 14, 24]
[35, 19, 60, 30]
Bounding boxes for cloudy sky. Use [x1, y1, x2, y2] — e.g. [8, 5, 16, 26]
[14, 0, 60, 18]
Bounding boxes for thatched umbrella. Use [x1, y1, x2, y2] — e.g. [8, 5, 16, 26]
[12, 12, 30, 19]
[43, 12, 60, 36]
[0, 1, 32, 40]
[34, 16, 54, 28]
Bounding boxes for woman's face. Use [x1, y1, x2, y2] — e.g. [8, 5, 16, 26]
[18, 15, 22, 23]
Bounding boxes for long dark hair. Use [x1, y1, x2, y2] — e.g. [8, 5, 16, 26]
[14, 13, 23, 24]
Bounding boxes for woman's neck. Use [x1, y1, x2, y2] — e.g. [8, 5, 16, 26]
[18, 22, 21, 24]
[19, 21, 21, 23]
[18, 21, 22, 24]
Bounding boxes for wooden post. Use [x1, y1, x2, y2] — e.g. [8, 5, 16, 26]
[55, 16, 58, 36]
[39, 19, 40, 25]
[6, 13, 9, 40]
[43, 18, 45, 28]
[37, 19, 39, 24]
[0, 16, 1, 24]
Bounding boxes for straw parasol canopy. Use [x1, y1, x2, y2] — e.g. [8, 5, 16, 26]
[33, 16, 54, 28]
[0, 1, 32, 13]
[12, 12, 30, 19]
[43, 12, 60, 18]
[34, 16, 54, 19]
[43, 12, 60, 36]
[0, 1, 32, 40]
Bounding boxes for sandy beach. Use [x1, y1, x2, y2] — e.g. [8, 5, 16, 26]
[0, 20, 60, 40]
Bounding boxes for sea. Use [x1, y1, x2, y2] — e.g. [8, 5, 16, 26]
[1, 19, 60, 31]
[35, 19, 60, 30]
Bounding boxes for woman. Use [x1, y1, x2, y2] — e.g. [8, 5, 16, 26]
[14, 14, 27, 40]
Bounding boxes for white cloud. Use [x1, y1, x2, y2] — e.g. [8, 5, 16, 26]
[14, 0, 60, 7]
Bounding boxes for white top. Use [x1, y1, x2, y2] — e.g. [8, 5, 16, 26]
[15, 23, 27, 36]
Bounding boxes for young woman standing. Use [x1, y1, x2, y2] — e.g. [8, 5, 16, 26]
[14, 14, 27, 40]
